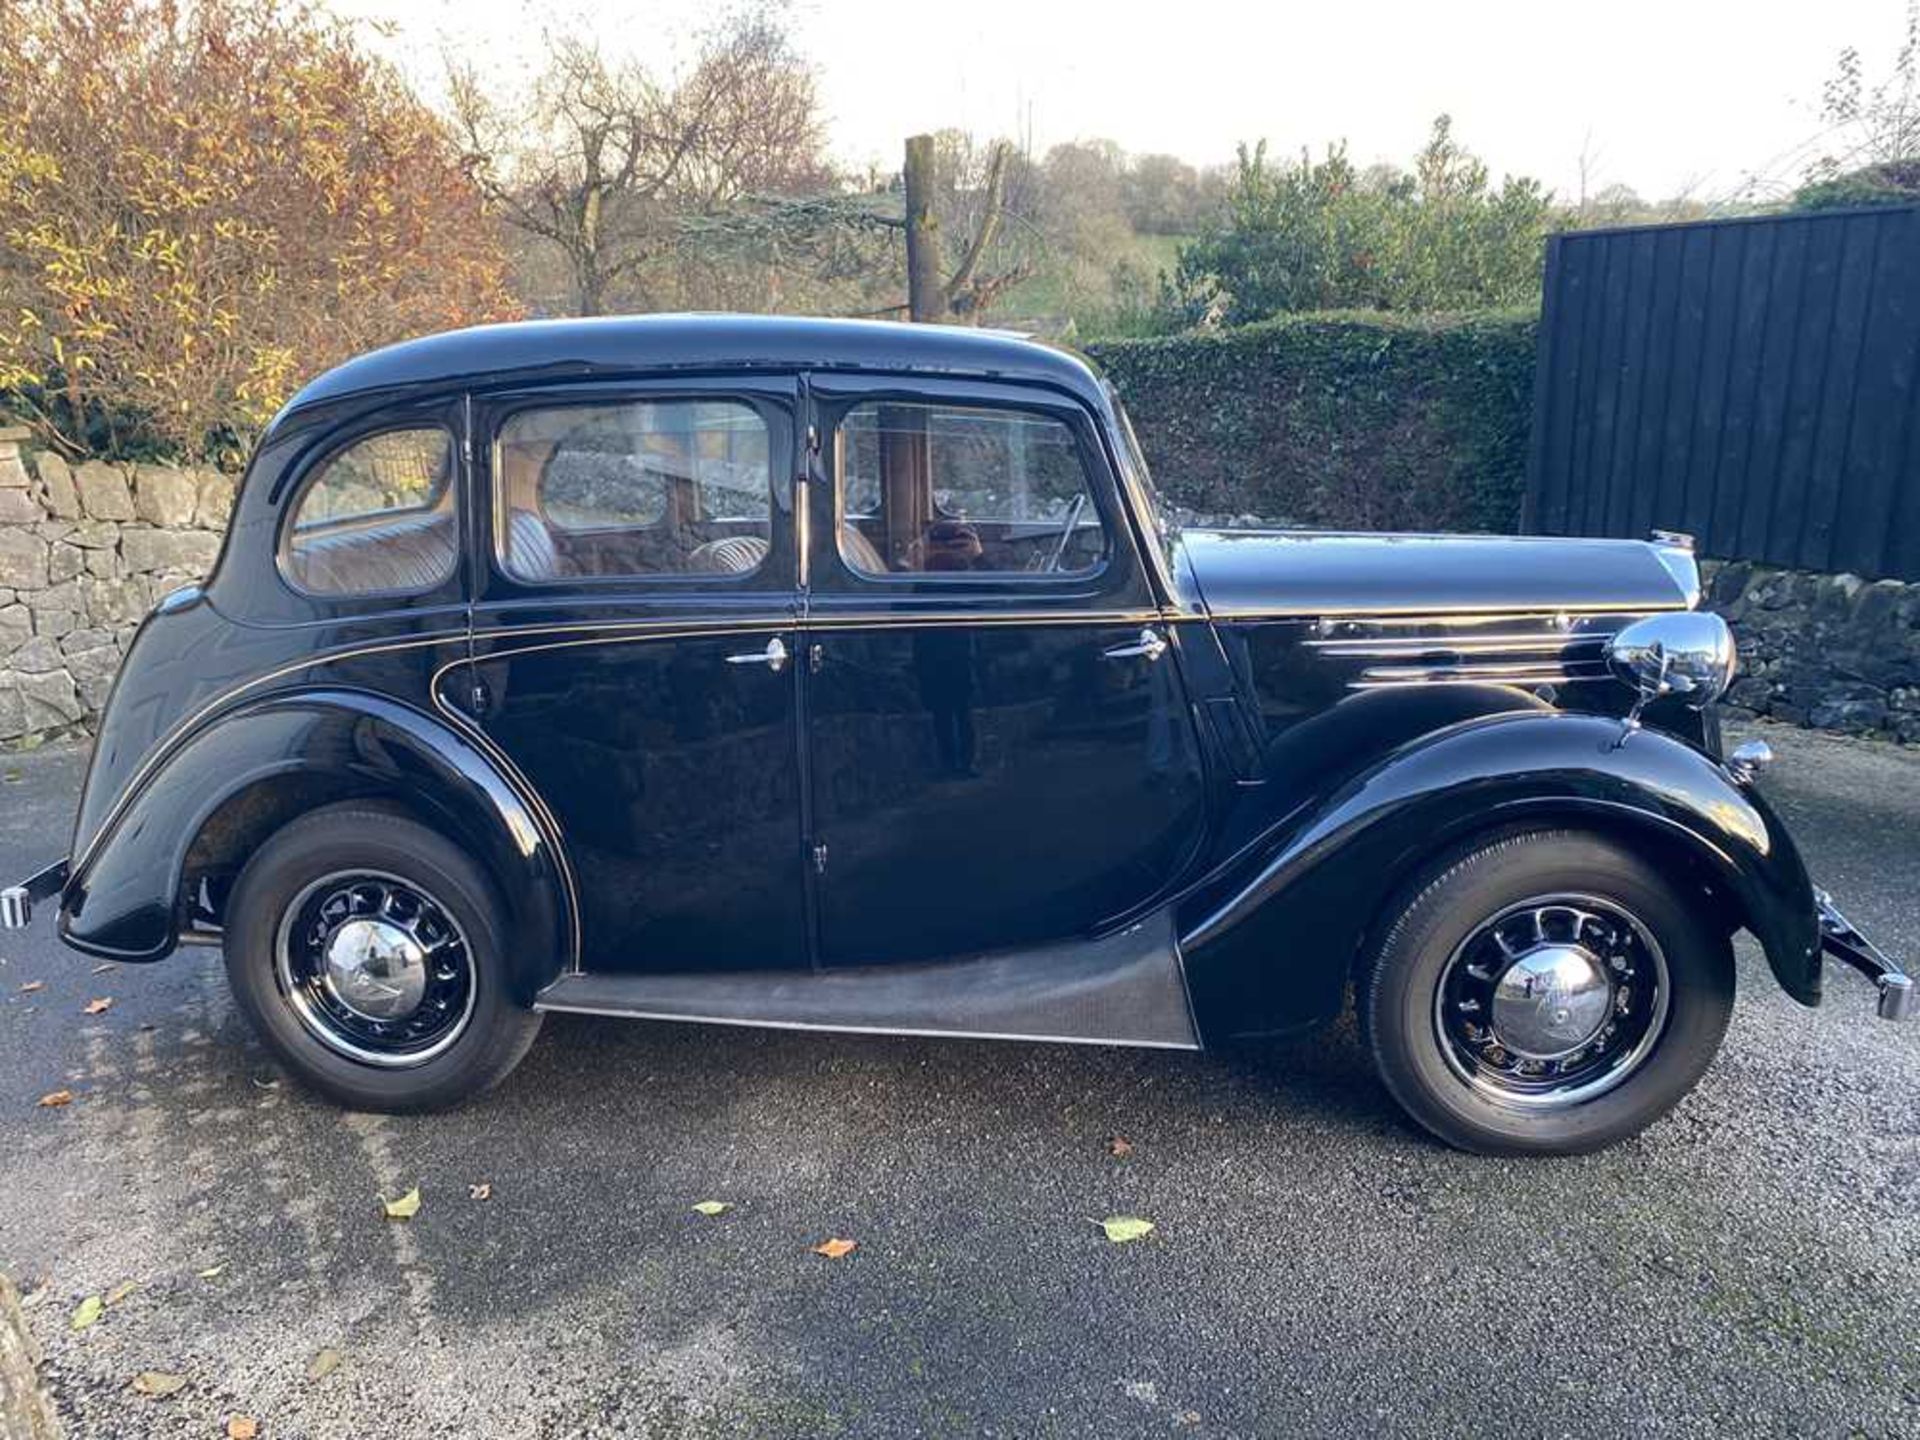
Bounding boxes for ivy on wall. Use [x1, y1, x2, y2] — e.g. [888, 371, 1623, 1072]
[1087, 309, 1537, 535]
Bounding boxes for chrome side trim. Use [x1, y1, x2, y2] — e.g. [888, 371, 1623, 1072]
[1301, 612, 1630, 691]
[465, 607, 1180, 649]
[1352, 660, 1614, 689]
[534, 910, 1199, 1045]
[1211, 597, 1689, 620]
[525, 1003, 1202, 1050]
[1310, 634, 1610, 658]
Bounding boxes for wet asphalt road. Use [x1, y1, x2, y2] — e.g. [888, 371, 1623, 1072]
[0, 721, 1915, 1440]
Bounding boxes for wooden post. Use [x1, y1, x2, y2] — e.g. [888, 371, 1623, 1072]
[902, 134, 944, 323]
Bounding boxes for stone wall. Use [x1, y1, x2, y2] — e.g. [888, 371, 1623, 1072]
[1706, 560, 1920, 743]
[0, 427, 231, 743]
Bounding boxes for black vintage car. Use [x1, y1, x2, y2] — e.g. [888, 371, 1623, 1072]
[5, 316, 1908, 1153]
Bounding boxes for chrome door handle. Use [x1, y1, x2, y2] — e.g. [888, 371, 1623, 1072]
[725, 636, 789, 673]
[1103, 627, 1168, 662]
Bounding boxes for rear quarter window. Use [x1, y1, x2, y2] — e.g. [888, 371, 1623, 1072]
[281, 427, 457, 597]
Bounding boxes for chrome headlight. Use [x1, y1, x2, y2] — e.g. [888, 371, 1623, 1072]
[1603, 612, 1736, 709]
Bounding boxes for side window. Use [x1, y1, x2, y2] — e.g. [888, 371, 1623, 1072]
[834, 401, 1110, 578]
[282, 427, 456, 597]
[496, 400, 772, 583]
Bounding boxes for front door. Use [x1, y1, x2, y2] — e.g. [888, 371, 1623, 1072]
[468, 378, 809, 973]
[802, 377, 1209, 968]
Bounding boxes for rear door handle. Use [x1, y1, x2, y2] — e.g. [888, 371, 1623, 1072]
[1102, 627, 1168, 663]
[726, 636, 789, 673]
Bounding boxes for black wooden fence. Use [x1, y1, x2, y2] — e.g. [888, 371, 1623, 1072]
[1524, 203, 1920, 581]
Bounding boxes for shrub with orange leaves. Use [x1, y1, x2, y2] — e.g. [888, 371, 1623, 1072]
[0, 0, 520, 461]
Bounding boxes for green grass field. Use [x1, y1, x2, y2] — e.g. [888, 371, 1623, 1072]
[1003, 232, 1189, 338]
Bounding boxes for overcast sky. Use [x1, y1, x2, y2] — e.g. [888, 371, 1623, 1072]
[336, 0, 1910, 203]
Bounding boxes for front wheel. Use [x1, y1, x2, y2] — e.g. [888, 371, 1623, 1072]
[1359, 828, 1734, 1156]
[224, 804, 543, 1112]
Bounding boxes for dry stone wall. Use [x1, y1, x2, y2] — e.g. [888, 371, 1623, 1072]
[1704, 559, 1920, 743]
[0, 427, 230, 742]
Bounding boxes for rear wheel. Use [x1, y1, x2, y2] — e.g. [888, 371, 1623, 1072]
[1360, 828, 1733, 1155]
[224, 805, 542, 1112]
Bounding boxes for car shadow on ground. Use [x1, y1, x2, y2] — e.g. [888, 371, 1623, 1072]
[520, 1005, 1406, 1140]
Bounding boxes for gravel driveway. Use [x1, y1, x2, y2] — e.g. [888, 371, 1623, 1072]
[1, 720, 1915, 1439]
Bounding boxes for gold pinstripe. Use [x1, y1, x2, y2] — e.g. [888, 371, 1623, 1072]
[72, 630, 466, 878]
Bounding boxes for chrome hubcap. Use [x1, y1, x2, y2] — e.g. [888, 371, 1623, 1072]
[1488, 944, 1614, 1058]
[275, 872, 476, 1068]
[322, 918, 428, 1021]
[1435, 895, 1669, 1110]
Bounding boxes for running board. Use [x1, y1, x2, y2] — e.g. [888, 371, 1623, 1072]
[534, 910, 1199, 1049]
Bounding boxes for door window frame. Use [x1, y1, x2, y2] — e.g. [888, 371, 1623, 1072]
[262, 395, 470, 620]
[470, 376, 802, 607]
[804, 374, 1153, 614]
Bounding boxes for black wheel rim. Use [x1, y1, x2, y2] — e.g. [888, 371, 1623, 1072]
[273, 870, 476, 1068]
[1433, 893, 1670, 1110]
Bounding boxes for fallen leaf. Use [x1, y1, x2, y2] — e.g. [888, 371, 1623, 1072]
[467, 1183, 491, 1202]
[105, 1280, 138, 1306]
[19, 980, 43, 993]
[306, 1347, 341, 1381]
[690, 1200, 731, 1217]
[70, 1294, 103, 1331]
[1107, 1135, 1133, 1158]
[81, 997, 112, 1015]
[90, 962, 116, 975]
[227, 1416, 260, 1439]
[810, 1238, 857, 1259]
[197, 1263, 226, 1280]
[381, 1188, 421, 1220]
[131, 1370, 186, 1398]
[37, 1089, 73, 1108]
[1096, 1216, 1155, 1244]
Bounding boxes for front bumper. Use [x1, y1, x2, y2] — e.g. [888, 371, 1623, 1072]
[1817, 889, 1913, 1021]
[0, 858, 68, 929]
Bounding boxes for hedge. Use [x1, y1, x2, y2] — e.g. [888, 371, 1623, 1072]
[1086, 309, 1538, 534]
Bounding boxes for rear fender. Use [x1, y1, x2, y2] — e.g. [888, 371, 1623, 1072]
[1176, 709, 1820, 1041]
[60, 690, 571, 1003]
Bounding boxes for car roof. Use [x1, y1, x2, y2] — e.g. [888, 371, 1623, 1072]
[277, 314, 1108, 423]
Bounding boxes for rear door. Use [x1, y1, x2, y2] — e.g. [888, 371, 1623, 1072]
[467, 377, 810, 974]
[801, 376, 1209, 969]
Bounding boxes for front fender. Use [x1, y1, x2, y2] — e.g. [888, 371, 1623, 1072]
[1176, 710, 1820, 1041]
[60, 689, 571, 1003]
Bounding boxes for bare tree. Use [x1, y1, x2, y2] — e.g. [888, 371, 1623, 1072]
[900, 132, 1033, 322]
[1814, 2, 1920, 175]
[640, 129, 1040, 326]
[449, 10, 826, 316]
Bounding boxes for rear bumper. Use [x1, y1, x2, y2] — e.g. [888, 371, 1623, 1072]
[1817, 889, 1913, 1021]
[0, 859, 68, 929]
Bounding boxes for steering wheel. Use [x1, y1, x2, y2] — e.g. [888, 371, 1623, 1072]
[1041, 492, 1088, 574]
